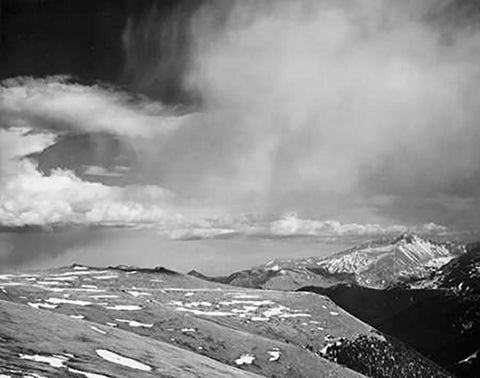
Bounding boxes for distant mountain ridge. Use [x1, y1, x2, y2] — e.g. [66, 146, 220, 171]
[190, 233, 466, 290]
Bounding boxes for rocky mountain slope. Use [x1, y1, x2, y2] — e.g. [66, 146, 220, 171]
[298, 243, 480, 377]
[190, 233, 465, 290]
[0, 264, 449, 377]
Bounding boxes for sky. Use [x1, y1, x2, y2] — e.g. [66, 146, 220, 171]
[1, 0, 480, 272]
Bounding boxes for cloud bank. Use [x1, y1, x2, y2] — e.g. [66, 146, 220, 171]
[0, 124, 447, 238]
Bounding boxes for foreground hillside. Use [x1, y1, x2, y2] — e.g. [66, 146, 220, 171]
[0, 265, 449, 377]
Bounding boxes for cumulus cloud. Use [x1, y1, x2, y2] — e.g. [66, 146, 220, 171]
[0, 127, 182, 227]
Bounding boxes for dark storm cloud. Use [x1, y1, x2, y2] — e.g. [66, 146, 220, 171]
[0, 0, 128, 82]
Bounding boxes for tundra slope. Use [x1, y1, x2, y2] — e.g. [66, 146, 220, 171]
[1, 264, 366, 377]
[0, 264, 449, 377]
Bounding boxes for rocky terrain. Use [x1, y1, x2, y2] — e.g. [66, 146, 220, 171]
[190, 233, 465, 290]
[0, 264, 449, 377]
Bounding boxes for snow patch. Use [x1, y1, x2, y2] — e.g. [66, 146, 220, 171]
[267, 265, 281, 272]
[105, 305, 142, 311]
[116, 319, 153, 328]
[263, 307, 286, 317]
[268, 349, 281, 362]
[19, 354, 68, 368]
[235, 354, 255, 365]
[279, 313, 311, 318]
[126, 291, 151, 297]
[73, 266, 88, 270]
[90, 326, 107, 335]
[231, 294, 261, 299]
[92, 275, 118, 280]
[96, 349, 151, 371]
[28, 302, 58, 310]
[251, 316, 269, 321]
[46, 298, 92, 306]
[68, 367, 109, 378]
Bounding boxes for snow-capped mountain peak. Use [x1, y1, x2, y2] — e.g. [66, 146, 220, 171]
[311, 233, 462, 288]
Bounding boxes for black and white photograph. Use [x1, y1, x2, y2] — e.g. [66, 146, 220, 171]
[0, 0, 479, 377]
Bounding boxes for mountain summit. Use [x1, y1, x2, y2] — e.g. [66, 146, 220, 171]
[311, 232, 463, 288]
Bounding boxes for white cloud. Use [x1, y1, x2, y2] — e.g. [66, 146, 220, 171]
[0, 128, 181, 227]
[0, 76, 188, 137]
[267, 213, 447, 238]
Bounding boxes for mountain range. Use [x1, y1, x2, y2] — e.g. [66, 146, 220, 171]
[189, 233, 465, 290]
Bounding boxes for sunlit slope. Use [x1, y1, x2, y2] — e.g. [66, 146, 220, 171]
[0, 299, 263, 378]
[0, 265, 365, 377]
